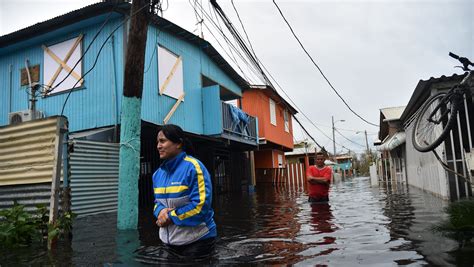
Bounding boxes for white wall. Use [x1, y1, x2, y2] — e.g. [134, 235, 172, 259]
[405, 123, 450, 199]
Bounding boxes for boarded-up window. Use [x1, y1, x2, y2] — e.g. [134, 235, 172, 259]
[269, 98, 276, 126]
[158, 45, 184, 100]
[43, 36, 83, 94]
[284, 109, 289, 132]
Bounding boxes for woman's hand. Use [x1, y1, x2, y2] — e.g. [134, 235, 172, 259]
[156, 208, 173, 227]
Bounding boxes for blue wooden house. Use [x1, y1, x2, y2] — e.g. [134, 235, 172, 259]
[0, 2, 258, 211]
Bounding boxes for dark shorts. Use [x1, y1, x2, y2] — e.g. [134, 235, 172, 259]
[167, 237, 216, 259]
[308, 196, 329, 203]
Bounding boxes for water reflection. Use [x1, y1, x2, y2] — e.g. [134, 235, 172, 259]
[2, 177, 473, 266]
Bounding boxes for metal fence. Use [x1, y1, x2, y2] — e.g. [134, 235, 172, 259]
[0, 117, 66, 213]
[0, 182, 64, 213]
[221, 102, 257, 141]
[69, 139, 119, 217]
[0, 117, 61, 186]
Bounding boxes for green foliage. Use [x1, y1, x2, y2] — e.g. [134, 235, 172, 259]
[432, 199, 474, 245]
[48, 211, 76, 240]
[356, 151, 376, 176]
[0, 201, 42, 247]
[0, 202, 76, 248]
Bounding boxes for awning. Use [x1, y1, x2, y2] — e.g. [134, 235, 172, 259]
[376, 132, 406, 151]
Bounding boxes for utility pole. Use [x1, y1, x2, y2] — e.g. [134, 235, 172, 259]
[117, 0, 150, 230]
[332, 116, 336, 160]
[364, 130, 371, 163]
[364, 130, 370, 154]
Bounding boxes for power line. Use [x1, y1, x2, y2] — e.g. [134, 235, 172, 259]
[230, 0, 258, 62]
[61, 2, 152, 115]
[334, 128, 366, 148]
[272, 0, 379, 127]
[217, 0, 352, 151]
[44, 8, 117, 95]
[210, 0, 335, 149]
[144, 26, 162, 74]
[210, 0, 272, 85]
[188, 0, 257, 83]
[190, 0, 265, 83]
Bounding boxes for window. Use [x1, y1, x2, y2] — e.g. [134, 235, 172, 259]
[158, 45, 184, 100]
[284, 109, 289, 132]
[43, 36, 83, 94]
[269, 98, 276, 126]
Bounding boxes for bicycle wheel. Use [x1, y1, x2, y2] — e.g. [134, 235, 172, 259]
[412, 93, 459, 152]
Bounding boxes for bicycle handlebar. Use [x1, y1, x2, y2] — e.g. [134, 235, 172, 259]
[449, 52, 460, 60]
[449, 52, 474, 71]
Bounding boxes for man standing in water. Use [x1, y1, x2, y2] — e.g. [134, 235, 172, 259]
[307, 151, 332, 203]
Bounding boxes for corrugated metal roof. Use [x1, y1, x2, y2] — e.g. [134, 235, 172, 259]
[380, 106, 406, 122]
[285, 142, 317, 156]
[0, 117, 62, 186]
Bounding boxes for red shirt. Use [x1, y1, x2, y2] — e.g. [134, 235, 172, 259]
[306, 166, 332, 198]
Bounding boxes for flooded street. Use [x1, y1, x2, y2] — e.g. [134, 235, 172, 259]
[2, 176, 473, 266]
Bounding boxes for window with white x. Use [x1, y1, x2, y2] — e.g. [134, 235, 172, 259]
[43, 35, 83, 94]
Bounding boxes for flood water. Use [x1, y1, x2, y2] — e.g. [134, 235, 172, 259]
[2, 176, 473, 266]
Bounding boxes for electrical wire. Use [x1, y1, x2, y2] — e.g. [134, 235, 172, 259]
[60, 2, 151, 115]
[44, 8, 117, 95]
[188, 0, 254, 82]
[190, 0, 265, 83]
[334, 128, 366, 147]
[230, 0, 258, 62]
[214, 0, 353, 152]
[144, 26, 161, 74]
[210, 0, 271, 85]
[272, 0, 379, 127]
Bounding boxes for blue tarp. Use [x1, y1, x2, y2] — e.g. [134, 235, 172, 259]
[228, 104, 249, 125]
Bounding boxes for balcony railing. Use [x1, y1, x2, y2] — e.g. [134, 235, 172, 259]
[221, 102, 257, 144]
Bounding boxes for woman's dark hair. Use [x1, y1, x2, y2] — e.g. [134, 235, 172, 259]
[159, 124, 194, 155]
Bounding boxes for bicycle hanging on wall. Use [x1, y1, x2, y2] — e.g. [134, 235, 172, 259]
[412, 52, 474, 153]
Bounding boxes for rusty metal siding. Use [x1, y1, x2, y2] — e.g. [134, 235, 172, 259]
[69, 139, 119, 217]
[0, 117, 61, 186]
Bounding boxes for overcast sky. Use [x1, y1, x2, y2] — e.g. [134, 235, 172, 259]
[1, 0, 472, 154]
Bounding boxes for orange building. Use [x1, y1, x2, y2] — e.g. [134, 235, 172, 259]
[240, 85, 297, 183]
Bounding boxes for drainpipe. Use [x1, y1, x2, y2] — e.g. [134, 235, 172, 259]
[8, 64, 13, 113]
[111, 35, 119, 142]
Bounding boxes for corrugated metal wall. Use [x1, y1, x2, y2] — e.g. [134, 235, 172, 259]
[141, 25, 243, 135]
[1, 17, 245, 139]
[69, 139, 119, 217]
[0, 17, 125, 131]
[0, 117, 60, 186]
[0, 182, 63, 213]
[0, 116, 65, 212]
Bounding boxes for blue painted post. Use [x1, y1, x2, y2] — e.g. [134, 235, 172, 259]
[117, 97, 142, 229]
[117, 0, 149, 230]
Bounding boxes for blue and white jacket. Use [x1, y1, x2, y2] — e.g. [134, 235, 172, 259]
[152, 152, 216, 246]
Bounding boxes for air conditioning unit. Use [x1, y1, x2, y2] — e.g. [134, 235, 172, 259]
[8, 110, 44, 125]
